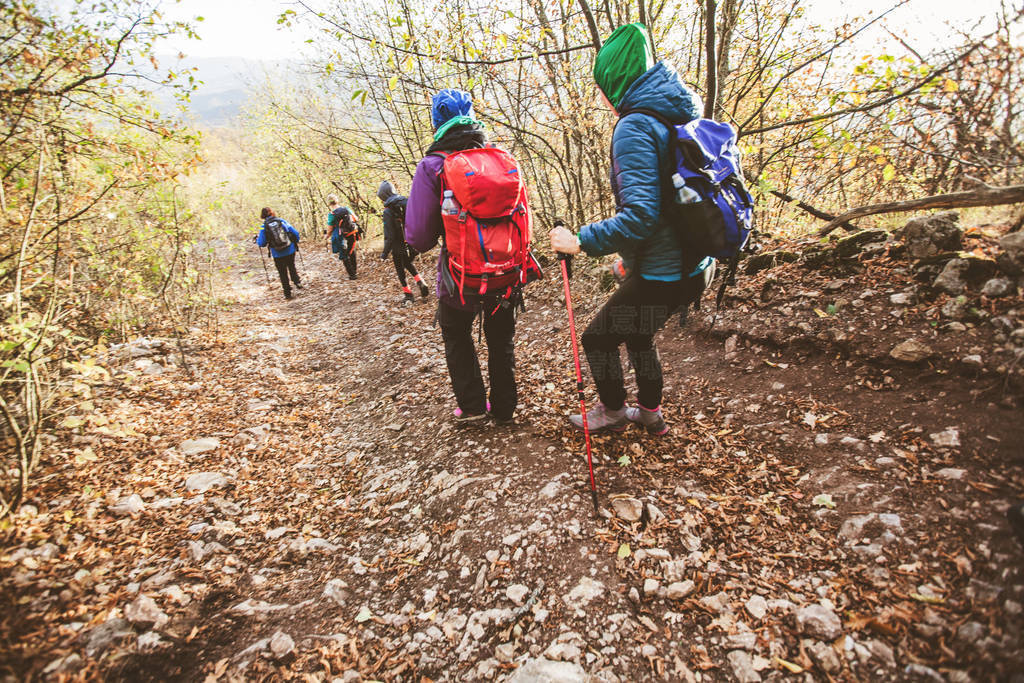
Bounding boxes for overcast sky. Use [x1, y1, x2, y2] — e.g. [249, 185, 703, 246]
[157, 0, 306, 60]
[155, 0, 1008, 61]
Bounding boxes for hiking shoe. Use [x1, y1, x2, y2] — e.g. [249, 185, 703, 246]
[454, 401, 489, 418]
[625, 404, 669, 436]
[569, 403, 627, 433]
[453, 411, 486, 426]
[488, 412, 515, 425]
[295, 282, 303, 289]
[419, 283, 430, 298]
[403, 292, 415, 306]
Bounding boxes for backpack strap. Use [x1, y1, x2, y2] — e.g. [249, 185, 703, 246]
[618, 108, 678, 143]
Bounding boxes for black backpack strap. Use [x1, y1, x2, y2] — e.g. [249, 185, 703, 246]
[618, 107, 678, 142]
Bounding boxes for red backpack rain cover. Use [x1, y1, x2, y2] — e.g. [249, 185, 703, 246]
[435, 147, 534, 303]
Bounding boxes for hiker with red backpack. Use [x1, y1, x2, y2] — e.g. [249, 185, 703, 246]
[549, 23, 718, 437]
[325, 195, 361, 280]
[378, 181, 430, 305]
[406, 88, 540, 425]
[255, 207, 302, 300]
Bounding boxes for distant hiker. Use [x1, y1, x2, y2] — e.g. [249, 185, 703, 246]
[406, 88, 538, 425]
[256, 207, 302, 300]
[378, 181, 429, 305]
[549, 23, 711, 436]
[326, 195, 361, 280]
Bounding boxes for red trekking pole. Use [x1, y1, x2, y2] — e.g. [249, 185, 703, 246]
[555, 220, 599, 513]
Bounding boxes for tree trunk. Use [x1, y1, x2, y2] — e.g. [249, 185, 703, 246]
[577, 0, 602, 51]
[703, 0, 718, 120]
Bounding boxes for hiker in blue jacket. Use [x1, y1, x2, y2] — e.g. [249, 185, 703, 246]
[255, 207, 302, 299]
[550, 23, 711, 436]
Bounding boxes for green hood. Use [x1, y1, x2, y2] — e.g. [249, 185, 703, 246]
[433, 115, 483, 141]
[593, 23, 655, 110]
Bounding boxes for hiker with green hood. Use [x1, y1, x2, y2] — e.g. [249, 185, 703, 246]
[550, 23, 710, 436]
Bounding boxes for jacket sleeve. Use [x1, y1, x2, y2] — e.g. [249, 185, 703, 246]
[381, 207, 394, 259]
[578, 115, 666, 257]
[282, 220, 300, 244]
[256, 227, 267, 248]
[405, 156, 443, 253]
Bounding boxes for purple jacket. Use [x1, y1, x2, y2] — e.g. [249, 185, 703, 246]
[405, 124, 487, 310]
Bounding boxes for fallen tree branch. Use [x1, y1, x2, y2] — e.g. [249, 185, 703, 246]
[817, 184, 1024, 237]
[770, 190, 861, 232]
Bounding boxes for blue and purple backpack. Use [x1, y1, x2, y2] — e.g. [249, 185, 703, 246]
[629, 108, 753, 262]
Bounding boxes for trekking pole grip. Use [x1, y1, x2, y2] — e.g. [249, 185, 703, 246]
[553, 219, 573, 263]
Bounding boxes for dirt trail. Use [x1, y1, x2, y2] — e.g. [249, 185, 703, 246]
[2, 242, 1022, 681]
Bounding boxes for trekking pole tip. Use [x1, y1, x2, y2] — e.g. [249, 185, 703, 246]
[590, 488, 599, 514]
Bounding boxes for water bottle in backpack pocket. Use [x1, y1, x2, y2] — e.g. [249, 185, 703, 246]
[624, 110, 754, 262]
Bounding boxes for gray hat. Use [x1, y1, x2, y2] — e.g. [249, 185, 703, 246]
[377, 181, 396, 203]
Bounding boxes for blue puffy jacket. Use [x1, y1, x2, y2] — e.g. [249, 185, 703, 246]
[578, 62, 702, 281]
[257, 217, 300, 258]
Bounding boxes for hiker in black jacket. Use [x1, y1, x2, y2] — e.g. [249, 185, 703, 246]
[378, 181, 429, 305]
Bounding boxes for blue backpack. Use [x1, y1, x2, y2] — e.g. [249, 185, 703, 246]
[629, 109, 753, 260]
[624, 109, 755, 312]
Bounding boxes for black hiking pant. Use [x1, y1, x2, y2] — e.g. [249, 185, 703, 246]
[438, 300, 516, 420]
[391, 245, 419, 287]
[581, 275, 699, 411]
[273, 252, 300, 296]
[342, 249, 357, 279]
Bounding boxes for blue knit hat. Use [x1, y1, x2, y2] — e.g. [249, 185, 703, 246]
[431, 89, 474, 130]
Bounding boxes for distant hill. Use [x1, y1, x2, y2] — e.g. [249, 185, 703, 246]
[149, 56, 297, 128]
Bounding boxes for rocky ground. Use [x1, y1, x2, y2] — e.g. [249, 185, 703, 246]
[2, 212, 1023, 682]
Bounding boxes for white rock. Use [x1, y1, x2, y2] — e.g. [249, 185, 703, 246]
[643, 578, 660, 596]
[184, 471, 229, 493]
[506, 584, 530, 605]
[268, 630, 294, 659]
[538, 481, 561, 499]
[611, 497, 643, 522]
[495, 642, 516, 663]
[725, 632, 758, 651]
[727, 650, 762, 682]
[124, 594, 168, 629]
[323, 578, 349, 607]
[666, 580, 695, 600]
[109, 494, 145, 516]
[935, 467, 966, 481]
[700, 591, 731, 613]
[179, 437, 220, 455]
[890, 340, 934, 363]
[796, 603, 843, 640]
[929, 427, 960, 448]
[745, 594, 768, 620]
[563, 577, 604, 611]
[838, 513, 902, 542]
[506, 657, 587, 682]
[161, 585, 190, 606]
[137, 631, 164, 649]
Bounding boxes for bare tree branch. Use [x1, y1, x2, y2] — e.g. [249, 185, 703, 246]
[818, 184, 1024, 236]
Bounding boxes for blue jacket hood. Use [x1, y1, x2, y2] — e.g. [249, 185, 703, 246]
[617, 62, 702, 124]
[576, 62, 703, 281]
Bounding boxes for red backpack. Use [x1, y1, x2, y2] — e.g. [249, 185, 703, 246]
[433, 147, 540, 305]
